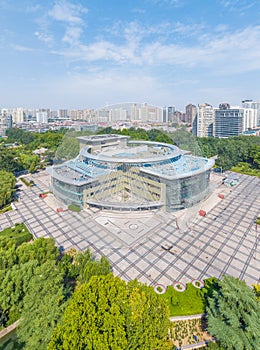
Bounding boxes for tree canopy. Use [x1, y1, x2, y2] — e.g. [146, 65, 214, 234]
[206, 275, 260, 350]
[48, 274, 171, 350]
[17, 260, 66, 350]
[197, 136, 260, 172]
[0, 237, 60, 329]
[0, 170, 16, 209]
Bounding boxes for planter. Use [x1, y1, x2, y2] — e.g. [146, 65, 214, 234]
[173, 282, 186, 292]
[154, 284, 166, 294]
[191, 279, 205, 289]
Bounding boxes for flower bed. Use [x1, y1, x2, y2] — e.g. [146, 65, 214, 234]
[154, 284, 166, 294]
[173, 282, 186, 292]
[191, 279, 205, 289]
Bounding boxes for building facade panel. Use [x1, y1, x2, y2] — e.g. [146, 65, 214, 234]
[48, 135, 214, 212]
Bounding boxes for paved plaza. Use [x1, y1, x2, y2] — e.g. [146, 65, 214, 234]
[0, 170, 259, 287]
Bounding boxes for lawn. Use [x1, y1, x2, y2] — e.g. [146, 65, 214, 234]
[0, 204, 12, 214]
[231, 163, 260, 178]
[159, 283, 206, 316]
[0, 223, 33, 245]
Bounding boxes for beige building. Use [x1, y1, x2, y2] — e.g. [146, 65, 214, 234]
[196, 103, 214, 137]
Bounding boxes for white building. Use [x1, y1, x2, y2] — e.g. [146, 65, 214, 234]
[13, 107, 26, 123]
[242, 100, 260, 127]
[95, 103, 163, 123]
[243, 108, 258, 131]
[0, 111, 12, 136]
[196, 103, 214, 137]
[36, 111, 48, 123]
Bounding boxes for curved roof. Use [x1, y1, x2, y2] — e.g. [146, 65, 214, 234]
[48, 139, 214, 184]
[79, 140, 182, 164]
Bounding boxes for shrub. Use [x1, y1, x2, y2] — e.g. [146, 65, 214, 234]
[68, 204, 81, 212]
[20, 177, 34, 187]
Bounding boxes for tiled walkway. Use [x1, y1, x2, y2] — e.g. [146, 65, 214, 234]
[0, 171, 259, 287]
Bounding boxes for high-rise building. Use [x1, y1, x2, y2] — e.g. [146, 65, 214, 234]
[215, 104, 244, 137]
[243, 108, 258, 130]
[13, 107, 25, 123]
[173, 110, 182, 124]
[185, 104, 197, 125]
[163, 106, 175, 123]
[58, 109, 68, 119]
[0, 111, 12, 136]
[36, 111, 48, 123]
[242, 100, 260, 126]
[95, 103, 163, 123]
[196, 103, 214, 137]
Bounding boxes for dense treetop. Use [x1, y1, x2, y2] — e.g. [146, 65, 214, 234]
[0, 231, 112, 350]
[48, 274, 172, 350]
[0, 170, 16, 209]
[206, 275, 260, 350]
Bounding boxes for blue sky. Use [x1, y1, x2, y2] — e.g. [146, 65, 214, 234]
[0, 0, 260, 111]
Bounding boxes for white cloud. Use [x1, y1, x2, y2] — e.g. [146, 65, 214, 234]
[220, 0, 258, 15]
[148, 0, 182, 7]
[62, 26, 82, 45]
[48, 1, 88, 24]
[34, 31, 54, 44]
[10, 44, 35, 52]
[131, 8, 146, 14]
[44, 69, 172, 109]
[51, 24, 260, 76]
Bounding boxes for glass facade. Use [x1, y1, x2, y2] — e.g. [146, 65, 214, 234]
[49, 136, 214, 212]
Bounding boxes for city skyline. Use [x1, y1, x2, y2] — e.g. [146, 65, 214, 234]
[1, 0, 260, 110]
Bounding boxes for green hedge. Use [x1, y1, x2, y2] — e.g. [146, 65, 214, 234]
[20, 178, 34, 187]
[68, 204, 81, 212]
[0, 204, 12, 214]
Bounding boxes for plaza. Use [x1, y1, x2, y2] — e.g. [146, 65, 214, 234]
[0, 170, 259, 287]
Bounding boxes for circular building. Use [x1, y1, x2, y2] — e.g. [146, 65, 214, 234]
[48, 134, 214, 212]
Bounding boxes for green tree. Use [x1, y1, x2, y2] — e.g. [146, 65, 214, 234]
[206, 275, 260, 350]
[73, 249, 111, 284]
[48, 274, 172, 350]
[206, 342, 225, 349]
[252, 284, 260, 301]
[6, 128, 35, 145]
[55, 134, 79, 161]
[48, 274, 128, 350]
[17, 260, 66, 350]
[17, 237, 59, 265]
[0, 146, 22, 172]
[126, 280, 171, 350]
[0, 170, 16, 208]
[20, 152, 40, 173]
[0, 260, 38, 325]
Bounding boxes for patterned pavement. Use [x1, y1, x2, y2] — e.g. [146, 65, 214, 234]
[0, 170, 259, 287]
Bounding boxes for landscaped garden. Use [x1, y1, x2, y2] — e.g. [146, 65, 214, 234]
[159, 282, 206, 316]
[171, 318, 212, 349]
[0, 223, 33, 245]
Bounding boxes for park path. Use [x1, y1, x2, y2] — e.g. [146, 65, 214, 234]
[170, 313, 204, 322]
[0, 319, 20, 340]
